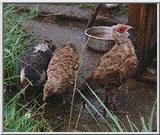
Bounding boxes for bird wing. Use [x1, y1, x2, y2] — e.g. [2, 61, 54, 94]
[120, 56, 138, 79]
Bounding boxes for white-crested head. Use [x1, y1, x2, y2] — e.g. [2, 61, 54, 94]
[112, 24, 133, 44]
[33, 43, 50, 53]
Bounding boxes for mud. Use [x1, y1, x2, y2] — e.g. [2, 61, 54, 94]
[13, 4, 157, 132]
[105, 79, 157, 130]
[43, 79, 157, 132]
[14, 4, 94, 21]
[14, 4, 127, 27]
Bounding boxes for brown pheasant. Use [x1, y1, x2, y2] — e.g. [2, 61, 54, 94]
[88, 24, 138, 114]
[85, 24, 138, 114]
[90, 24, 138, 88]
[43, 43, 80, 102]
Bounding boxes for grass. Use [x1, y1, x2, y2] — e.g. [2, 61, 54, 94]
[77, 82, 157, 132]
[4, 4, 50, 132]
[114, 4, 128, 16]
[4, 4, 38, 90]
[4, 87, 49, 132]
[79, 4, 96, 9]
[4, 4, 157, 132]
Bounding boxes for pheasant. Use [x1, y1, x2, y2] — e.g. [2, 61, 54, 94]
[43, 43, 80, 103]
[87, 24, 138, 114]
[90, 24, 138, 88]
[20, 39, 55, 89]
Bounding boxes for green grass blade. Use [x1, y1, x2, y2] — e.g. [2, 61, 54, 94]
[85, 82, 123, 132]
[148, 100, 157, 132]
[85, 104, 106, 131]
[77, 89, 115, 131]
[126, 115, 135, 132]
[140, 116, 148, 132]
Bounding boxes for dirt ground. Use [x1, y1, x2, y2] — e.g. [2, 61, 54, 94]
[13, 4, 157, 132]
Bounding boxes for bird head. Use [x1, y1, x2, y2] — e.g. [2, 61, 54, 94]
[112, 24, 133, 44]
[43, 79, 59, 102]
[44, 40, 56, 52]
[112, 24, 133, 33]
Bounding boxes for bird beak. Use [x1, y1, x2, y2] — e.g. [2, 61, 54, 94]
[111, 24, 133, 30]
[126, 25, 133, 30]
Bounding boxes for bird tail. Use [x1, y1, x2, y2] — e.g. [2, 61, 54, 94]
[20, 67, 29, 88]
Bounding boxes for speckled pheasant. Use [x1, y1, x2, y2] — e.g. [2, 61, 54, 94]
[43, 43, 80, 102]
[90, 24, 138, 89]
[86, 24, 138, 115]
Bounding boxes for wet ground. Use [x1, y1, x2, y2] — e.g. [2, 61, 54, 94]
[13, 4, 157, 132]
[43, 79, 157, 132]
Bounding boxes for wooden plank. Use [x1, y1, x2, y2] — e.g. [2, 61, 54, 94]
[128, 4, 157, 77]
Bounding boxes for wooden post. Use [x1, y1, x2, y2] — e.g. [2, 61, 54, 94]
[128, 4, 157, 77]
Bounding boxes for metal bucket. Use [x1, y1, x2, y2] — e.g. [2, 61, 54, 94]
[85, 26, 115, 52]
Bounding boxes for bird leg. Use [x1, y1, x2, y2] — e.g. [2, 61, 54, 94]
[103, 93, 112, 117]
[103, 87, 113, 117]
[104, 86, 129, 116]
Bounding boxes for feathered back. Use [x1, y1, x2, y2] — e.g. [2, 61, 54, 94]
[90, 38, 138, 89]
[43, 43, 80, 99]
